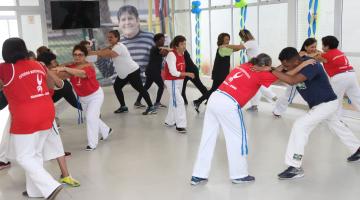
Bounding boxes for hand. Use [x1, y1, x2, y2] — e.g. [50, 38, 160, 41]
[251, 65, 271, 72]
[299, 51, 307, 57]
[159, 48, 169, 56]
[52, 66, 66, 73]
[187, 72, 195, 79]
[303, 59, 316, 66]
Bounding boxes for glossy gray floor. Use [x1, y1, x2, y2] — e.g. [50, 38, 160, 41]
[1, 86, 360, 200]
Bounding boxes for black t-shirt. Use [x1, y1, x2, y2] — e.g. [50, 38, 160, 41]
[184, 50, 199, 73]
[296, 57, 337, 108]
[212, 48, 231, 81]
[146, 46, 163, 76]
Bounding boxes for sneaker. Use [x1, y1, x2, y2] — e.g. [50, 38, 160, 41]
[60, 176, 80, 187]
[272, 112, 281, 118]
[190, 176, 208, 185]
[0, 161, 11, 170]
[64, 152, 71, 157]
[100, 128, 113, 141]
[232, 175, 255, 184]
[347, 148, 360, 162]
[176, 127, 187, 133]
[246, 105, 258, 112]
[142, 106, 157, 115]
[46, 185, 63, 200]
[85, 145, 96, 151]
[165, 122, 176, 127]
[193, 100, 200, 113]
[278, 166, 304, 180]
[154, 102, 167, 109]
[134, 101, 146, 108]
[114, 106, 129, 114]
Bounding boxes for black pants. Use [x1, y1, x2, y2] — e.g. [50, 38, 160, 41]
[181, 66, 208, 104]
[52, 80, 82, 110]
[136, 73, 164, 104]
[195, 79, 224, 104]
[113, 69, 153, 107]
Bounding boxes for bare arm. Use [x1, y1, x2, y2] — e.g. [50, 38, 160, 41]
[224, 44, 246, 52]
[47, 70, 64, 89]
[0, 79, 3, 91]
[90, 48, 118, 58]
[53, 66, 87, 78]
[272, 70, 307, 85]
[286, 59, 316, 76]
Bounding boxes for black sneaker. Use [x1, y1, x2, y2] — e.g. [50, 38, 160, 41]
[246, 105, 258, 112]
[176, 127, 187, 133]
[64, 152, 71, 157]
[278, 166, 304, 180]
[232, 175, 255, 184]
[100, 128, 113, 141]
[0, 161, 10, 170]
[85, 146, 96, 151]
[190, 176, 208, 185]
[142, 106, 157, 115]
[193, 100, 200, 113]
[154, 102, 167, 109]
[347, 148, 360, 162]
[114, 106, 129, 114]
[134, 101, 146, 108]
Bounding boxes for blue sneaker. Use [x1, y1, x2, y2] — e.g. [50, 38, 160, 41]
[190, 176, 208, 185]
[278, 166, 304, 180]
[232, 175, 255, 184]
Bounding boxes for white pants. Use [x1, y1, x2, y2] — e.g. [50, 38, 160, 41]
[250, 86, 277, 106]
[0, 114, 10, 163]
[164, 80, 187, 128]
[273, 85, 298, 116]
[192, 91, 248, 179]
[285, 99, 360, 168]
[55, 98, 70, 118]
[79, 88, 110, 149]
[9, 130, 60, 198]
[43, 121, 65, 161]
[331, 72, 360, 115]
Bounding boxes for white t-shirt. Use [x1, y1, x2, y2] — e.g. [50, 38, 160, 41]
[111, 42, 139, 79]
[243, 40, 259, 59]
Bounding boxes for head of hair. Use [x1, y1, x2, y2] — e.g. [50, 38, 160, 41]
[37, 51, 57, 66]
[322, 35, 339, 49]
[171, 35, 186, 48]
[239, 29, 254, 42]
[79, 40, 90, 47]
[28, 51, 36, 59]
[217, 33, 230, 46]
[72, 44, 88, 56]
[117, 5, 139, 21]
[154, 33, 165, 42]
[300, 38, 317, 51]
[36, 46, 51, 56]
[278, 47, 300, 61]
[249, 53, 272, 66]
[2, 37, 29, 64]
[109, 30, 120, 42]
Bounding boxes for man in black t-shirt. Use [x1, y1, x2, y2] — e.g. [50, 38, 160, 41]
[267, 47, 360, 180]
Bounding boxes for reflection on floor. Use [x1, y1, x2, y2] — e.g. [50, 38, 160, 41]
[1, 86, 360, 200]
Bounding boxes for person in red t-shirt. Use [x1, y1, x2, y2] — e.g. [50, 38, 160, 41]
[53, 45, 112, 151]
[0, 38, 62, 199]
[314, 35, 360, 115]
[191, 53, 277, 185]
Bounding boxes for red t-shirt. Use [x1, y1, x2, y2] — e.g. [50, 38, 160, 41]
[0, 60, 55, 134]
[321, 49, 353, 77]
[164, 50, 186, 80]
[218, 63, 277, 107]
[68, 65, 99, 97]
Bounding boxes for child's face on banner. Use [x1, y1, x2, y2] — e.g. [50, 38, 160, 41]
[118, 12, 140, 38]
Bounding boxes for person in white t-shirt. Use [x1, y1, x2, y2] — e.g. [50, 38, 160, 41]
[224, 29, 277, 111]
[90, 30, 156, 115]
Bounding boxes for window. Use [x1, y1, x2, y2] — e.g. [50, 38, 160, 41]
[0, 11, 19, 61]
[342, 1, 360, 52]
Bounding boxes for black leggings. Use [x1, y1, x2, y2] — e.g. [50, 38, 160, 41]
[136, 73, 164, 104]
[52, 80, 82, 110]
[195, 79, 224, 104]
[181, 66, 208, 104]
[113, 69, 153, 107]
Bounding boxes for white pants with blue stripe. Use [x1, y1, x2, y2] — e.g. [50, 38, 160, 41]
[273, 85, 297, 116]
[192, 91, 249, 179]
[164, 80, 187, 128]
[250, 86, 277, 106]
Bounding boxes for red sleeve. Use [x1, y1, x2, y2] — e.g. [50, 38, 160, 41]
[83, 66, 96, 79]
[321, 51, 332, 62]
[259, 72, 278, 88]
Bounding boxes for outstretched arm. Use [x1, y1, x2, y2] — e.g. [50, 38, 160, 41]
[223, 44, 246, 52]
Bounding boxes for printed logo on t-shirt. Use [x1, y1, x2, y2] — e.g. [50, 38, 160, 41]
[36, 74, 43, 93]
[296, 82, 307, 90]
[18, 69, 49, 99]
[228, 68, 250, 82]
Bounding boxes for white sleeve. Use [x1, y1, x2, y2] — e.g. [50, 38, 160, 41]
[165, 52, 181, 77]
[243, 41, 254, 50]
[111, 44, 122, 57]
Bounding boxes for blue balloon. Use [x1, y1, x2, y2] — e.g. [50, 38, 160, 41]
[192, 1, 201, 7]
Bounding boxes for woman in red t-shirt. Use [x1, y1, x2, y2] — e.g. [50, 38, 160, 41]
[53, 45, 112, 151]
[0, 38, 62, 199]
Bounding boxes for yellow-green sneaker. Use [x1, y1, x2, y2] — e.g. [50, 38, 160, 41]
[60, 176, 80, 187]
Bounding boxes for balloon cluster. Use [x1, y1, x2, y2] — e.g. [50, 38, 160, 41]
[191, 1, 201, 14]
[234, 0, 248, 8]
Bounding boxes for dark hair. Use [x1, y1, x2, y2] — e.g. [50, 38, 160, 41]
[37, 51, 57, 66]
[249, 53, 272, 66]
[117, 5, 139, 21]
[109, 30, 120, 42]
[36, 46, 51, 57]
[28, 51, 36, 59]
[278, 47, 300, 61]
[171, 35, 186, 47]
[217, 33, 230, 46]
[239, 29, 254, 42]
[154, 33, 165, 42]
[300, 38, 317, 52]
[322, 35, 339, 49]
[79, 40, 90, 46]
[2, 37, 28, 64]
[73, 44, 88, 56]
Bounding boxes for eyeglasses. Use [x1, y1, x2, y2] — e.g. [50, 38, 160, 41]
[73, 53, 84, 57]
